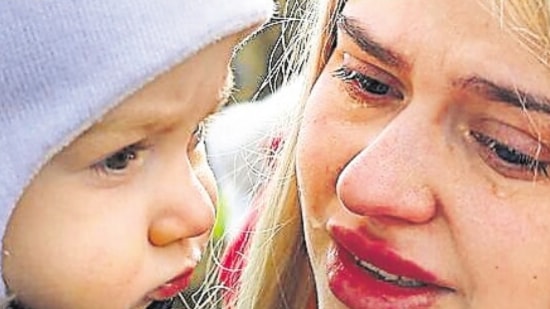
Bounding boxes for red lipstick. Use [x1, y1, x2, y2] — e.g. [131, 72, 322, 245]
[327, 225, 452, 309]
[148, 269, 194, 300]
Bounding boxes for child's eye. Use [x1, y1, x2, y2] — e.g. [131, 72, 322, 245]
[470, 131, 550, 180]
[332, 66, 404, 104]
[189, 121, 206, 150]
[92, 143, 144, 175]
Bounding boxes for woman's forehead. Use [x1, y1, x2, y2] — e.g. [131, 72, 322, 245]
[338, 0, 550, 87]
[341, 1, 506, 45]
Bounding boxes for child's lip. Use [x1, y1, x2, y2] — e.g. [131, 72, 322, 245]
[147, 268, 195, 301]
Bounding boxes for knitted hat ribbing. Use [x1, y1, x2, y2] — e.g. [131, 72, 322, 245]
[0, 0, 273, 295]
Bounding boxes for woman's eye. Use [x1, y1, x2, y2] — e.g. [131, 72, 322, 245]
[470, 131, 550, 179]
[333, 67, 389, 94]
[189, 121, 206, 150]
[332, 66, 403, 102]
[92, 144, 143, 175]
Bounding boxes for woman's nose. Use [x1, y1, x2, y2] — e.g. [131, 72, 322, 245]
[148, 161, 216, 247]
[336, 112, 438, 224]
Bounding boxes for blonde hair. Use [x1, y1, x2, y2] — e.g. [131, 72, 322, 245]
[233, 1, 343, 308]
[486, 0, 550, 65]
[234, 1, 550, 308]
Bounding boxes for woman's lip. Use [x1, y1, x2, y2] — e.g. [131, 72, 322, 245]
[147, 269, 195, 301]
[326, 225, 453, 309]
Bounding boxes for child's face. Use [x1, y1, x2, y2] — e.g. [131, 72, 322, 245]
[2, 33, 242, 309]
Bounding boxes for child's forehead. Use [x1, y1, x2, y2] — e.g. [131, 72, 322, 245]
[67, 51, 236, 156]
[58, 103, 180, 161]
[92, 103, 185, 136]
[91, 67, 234, 135]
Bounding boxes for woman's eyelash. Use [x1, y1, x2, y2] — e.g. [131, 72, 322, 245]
[332, 66, 394, 97]
[471, 131, 549, 177]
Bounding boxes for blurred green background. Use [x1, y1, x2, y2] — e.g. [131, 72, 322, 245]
[231, 0, 304, 103]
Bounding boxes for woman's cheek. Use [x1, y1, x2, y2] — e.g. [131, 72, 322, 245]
[297, 115, 343, 208]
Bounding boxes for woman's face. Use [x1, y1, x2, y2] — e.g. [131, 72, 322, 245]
[2, 33, 243, 309]
[296, 0, 550, 308]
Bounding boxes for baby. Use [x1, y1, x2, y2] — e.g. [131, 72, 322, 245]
[0, 1, 272, 308]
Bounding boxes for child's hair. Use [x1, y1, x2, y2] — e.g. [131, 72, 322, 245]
[0, 0, 273, 297]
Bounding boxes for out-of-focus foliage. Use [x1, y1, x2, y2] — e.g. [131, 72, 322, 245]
[232, 0, 305, 103]
[231, 22, 281, 102]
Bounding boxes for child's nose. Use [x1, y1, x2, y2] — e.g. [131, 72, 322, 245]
[148, 163, 216, 247]
[336, 110, 438, 225]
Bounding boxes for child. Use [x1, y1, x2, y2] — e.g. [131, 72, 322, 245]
[0, 0, 272, 308]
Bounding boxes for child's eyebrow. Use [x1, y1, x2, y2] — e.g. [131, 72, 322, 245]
[101, 73, 235, 132]
[83, 69, 236, 141]
[94, 104, 191, 135]
[58, 103, 186, 163]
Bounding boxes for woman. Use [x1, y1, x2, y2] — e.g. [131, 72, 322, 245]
[231, 0, 550, 308]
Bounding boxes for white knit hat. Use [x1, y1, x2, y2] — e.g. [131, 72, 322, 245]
[0, 0, 273, 295]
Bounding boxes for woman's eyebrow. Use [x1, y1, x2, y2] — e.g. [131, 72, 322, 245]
[336, 14, 550, 116]
[456, 76, 550, 115]
[336, 14, 410, 71]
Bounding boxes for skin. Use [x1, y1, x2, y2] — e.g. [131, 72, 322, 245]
[2, 31, 247, 309]
[296, 0, 550, 308]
